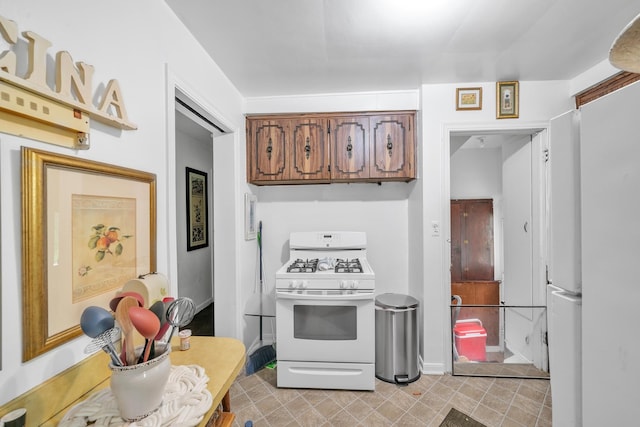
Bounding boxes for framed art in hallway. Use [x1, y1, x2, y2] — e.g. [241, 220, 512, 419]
[496, 81, 519, 119]
[186, 167, 209, 251]
[21, 147, 157, 361]
[456, 87, 482, 110]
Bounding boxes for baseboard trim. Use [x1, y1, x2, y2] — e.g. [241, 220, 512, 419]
[195, 298, 213, 313]
[421, 360, 445, 375]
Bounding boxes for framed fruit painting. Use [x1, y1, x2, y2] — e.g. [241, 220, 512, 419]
[21, 147, 156, 361]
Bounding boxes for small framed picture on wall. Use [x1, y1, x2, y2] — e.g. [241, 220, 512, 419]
[496, 81, 519, 119]
[186, 167, 209, 251]
[456, 87, 482, 110]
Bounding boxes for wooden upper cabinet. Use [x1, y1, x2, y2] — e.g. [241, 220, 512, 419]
[290, 118, 330, 181]
[246, 111, 416, 185]
[247, 119, 289, 182]
[330, 116, 369, 181]
[369, 114, 414, 180]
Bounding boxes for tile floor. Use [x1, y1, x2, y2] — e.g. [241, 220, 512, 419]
[188, 305, 552, 426]
[229, 367, 552, 427]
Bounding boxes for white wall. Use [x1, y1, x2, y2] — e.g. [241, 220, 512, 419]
[0, 0, 247, 405]
[417, 80, 574, 373]
[450, 148, 502, 199]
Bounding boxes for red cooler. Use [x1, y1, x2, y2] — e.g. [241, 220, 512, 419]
[454, 319, 487, 361]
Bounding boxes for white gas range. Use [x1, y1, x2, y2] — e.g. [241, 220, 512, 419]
[275, 231, 375, 391]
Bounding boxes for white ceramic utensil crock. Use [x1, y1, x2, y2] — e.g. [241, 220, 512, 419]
[109, 346, 171, 421]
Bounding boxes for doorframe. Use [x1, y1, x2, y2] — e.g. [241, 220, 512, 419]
[442, 121, 549, 372]
[164, 64, 233, 316]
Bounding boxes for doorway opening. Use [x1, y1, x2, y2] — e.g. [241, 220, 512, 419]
[172, 88, 227, 336]
[447, 128, 549, 379]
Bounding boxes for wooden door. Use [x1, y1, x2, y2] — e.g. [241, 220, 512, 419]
[330, 116, 369, 181]
[290, 118, 329, 182]
[248, 119, 289, 182]
[450, 199, 494, 281]
[369, 114, 414, 179]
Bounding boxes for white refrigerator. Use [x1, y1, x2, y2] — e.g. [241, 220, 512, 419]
[579, 81, 640, 426]
[549, 81, 640, 426]
[548, 109, 583, 426]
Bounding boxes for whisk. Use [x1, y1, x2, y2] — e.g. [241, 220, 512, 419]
[84, 326, 124, 367]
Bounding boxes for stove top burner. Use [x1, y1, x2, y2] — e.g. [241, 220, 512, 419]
[287, 258, 318, 273]
[335, 258, 363, 273]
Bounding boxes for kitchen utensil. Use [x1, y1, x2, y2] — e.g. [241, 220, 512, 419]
[148, 300, 166, 359]
[80, 306, 115, 338]
[84, 326, 123, 366]
[129, 306, 160, 362]
[115, 296, 139, 365]
[160, 297, 196, 352]
[154, 297, 175, 341]
[109, 291, 144, 312]
[149, 300, 166, 326]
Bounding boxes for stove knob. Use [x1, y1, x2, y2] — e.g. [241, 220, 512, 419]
[299, 280, 308, 289]
[339, 280, 347, 289]
[351, 280, 359, 289]
[289, 280, 298, 289]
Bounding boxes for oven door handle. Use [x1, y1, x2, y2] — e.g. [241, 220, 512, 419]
[276, 291, 374, 301]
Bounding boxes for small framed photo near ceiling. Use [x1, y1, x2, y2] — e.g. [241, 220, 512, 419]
[496, 81, 519, 119]
[456, 87, 482, 110]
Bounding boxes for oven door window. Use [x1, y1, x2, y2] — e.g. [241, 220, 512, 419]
[293, 305, 356, 340]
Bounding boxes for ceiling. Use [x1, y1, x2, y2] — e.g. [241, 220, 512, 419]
[166, 0, 639, 97]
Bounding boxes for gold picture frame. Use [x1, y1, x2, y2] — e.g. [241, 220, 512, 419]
[185, 167, 209, 251]
[21, 147, 157, 361]
[456, 87, 482, 110]
[496, 81, 519, 119]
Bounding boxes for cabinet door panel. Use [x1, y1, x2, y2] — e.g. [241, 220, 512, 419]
[291, 118, 329, 181]
[464, 201, 494, 280]
[330, 117, 369, 180]
[369, 114, 414, 179]
[249, 119, 289, 182]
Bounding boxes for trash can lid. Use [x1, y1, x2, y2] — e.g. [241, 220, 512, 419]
[376, 293, 419, 309]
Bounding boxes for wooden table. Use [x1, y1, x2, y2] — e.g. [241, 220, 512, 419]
[0, 336, 245, 426]
[167, 336, 246, 426]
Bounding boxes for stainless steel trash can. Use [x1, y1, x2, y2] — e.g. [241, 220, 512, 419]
[375, 293, 420, 384]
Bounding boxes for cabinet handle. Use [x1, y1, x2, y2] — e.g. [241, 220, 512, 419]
[346, 136, 353, 156]
[266, 137, 273, 160]
[386, 134, 393, 157]
[305, 136, 311, 159]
